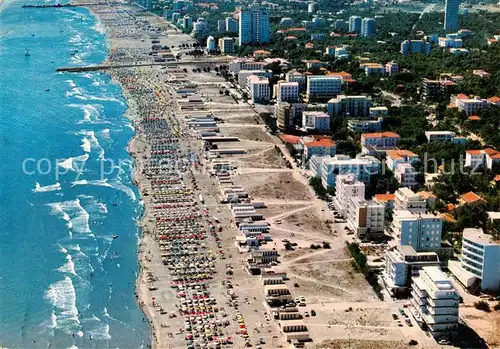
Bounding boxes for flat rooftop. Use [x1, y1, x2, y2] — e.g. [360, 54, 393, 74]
[463, 228, 499, 246]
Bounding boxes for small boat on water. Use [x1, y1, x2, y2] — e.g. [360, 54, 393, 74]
[25, 49, 30, 57]
[110, 252, 120, 260]
[112, 235, 119, 239]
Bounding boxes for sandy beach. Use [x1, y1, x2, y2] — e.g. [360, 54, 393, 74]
[58, 2, 453, 349]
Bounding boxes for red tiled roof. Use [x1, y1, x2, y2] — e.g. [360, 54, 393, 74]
[466, 149, 482, 154]
[468, 115, 481, 121]
[362, 132, 400, 139]
[460, 191, 484, 204]
[387, 149, 418, 160]
[304, 138, 336, 148]
[456, 93, 470, 100]
[488, 96, 500, 103]
[374, 194, 395, 201]
[279, 134, 301, 144]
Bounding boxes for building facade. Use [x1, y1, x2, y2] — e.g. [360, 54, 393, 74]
[306, 76, 342, 101]
[361, 18, 376, 37]
[276, 81, 300, 103]
[392, 210, 443, 252]
[461, 228, 500, 292]
[348, 16, 361, 33]
[410, 266, 459, 338]
[333, 174, 365, 217]
[239, 4, 270, 45]
[444, 0, 459, 32]
[327, 95, 371, 118]
[302, 111, 330, 132]
[347, 198, 385, 239]
[218, 37, 234, 53]
[248, 76, 270, 103]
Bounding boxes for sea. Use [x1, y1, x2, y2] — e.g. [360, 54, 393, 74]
[0, 1, 151, 348]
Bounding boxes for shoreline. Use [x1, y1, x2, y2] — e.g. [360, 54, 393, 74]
[83, 3, 156, 347]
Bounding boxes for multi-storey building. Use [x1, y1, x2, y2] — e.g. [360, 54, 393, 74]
[347, 198, 385, 239]
[238, 69, 269, 88]
[392, 210, 443, 252]
[275, 102, 308, 131]
[361, 132, 400, 154]
[276, 81, 299, 103]
[347, 118, 383, 132]
[239, 4, 270, 45]
[285, 71, 306, 90]
[348, 15, 361, 33]
[327, 95, 371, 118]
[395, 188, 427, 213]
[386, 150, 419, 172]
[229, 58, 266, 74]
[460, 228, 500, 292]
[333, 174, 365, 217]
[369, 106, 389, 117]
[385, 61, 400, 76]
[306, 76, 342, 101]
[410, 266, 459, 338]
[384, 245, 440, 295]
[465, 148, 500, 170]
[400, 40, 432, 56]
[218, 37, 234, 54]
[363, 63, 385, 76]
[454, 96, 488, 116]
[206, 36, 216, 52]
[438, 37, 463, 48]
[361, 18, 376, 37]
[247, 75, 270, 103]
[444, 0, 459, 32]
[217, 19, 225, 32]
[225, 17, 238, 33]
[395, 162, 419, 188]
[321, 155, 381, 188]
[302, 137, 336, 160]
[182, 15, 192, 29]
[302, 111, 330, 132]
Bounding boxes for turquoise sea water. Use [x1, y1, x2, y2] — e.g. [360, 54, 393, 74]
[0, 1, 151, 348]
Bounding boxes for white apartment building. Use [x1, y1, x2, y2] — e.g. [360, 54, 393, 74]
[247, 76, 270, 103]
[276, 81, 299, 102]
[363, 63, 385, 76]
[395, 163, 419, 188]
[460, 228, 500, 292]
[327, 95, 371, 118]
[238, 69, 268, 88]
[392, 210, 443, 252]
[321, 155, 381, 188]
[218, 37, 234, 53]
[386, 150, 419, 171]
[410, 266, 459, 338]
[465, 148, 500, 170]
[384, 245, 439, 295]
[347, 198, 385, 239]
[302, 111, 330, 132]
[333, 174, 365, 217]
[306, 76, 342, 101]
[425, 131, 456, 142]
[369, 106, 389, 117]
[347, 118, 383, 132]
[229, 58, 266, 74]
[455, 97, 488, 116]
[309, 155, 331, 177]
[395, 187, 427, 213]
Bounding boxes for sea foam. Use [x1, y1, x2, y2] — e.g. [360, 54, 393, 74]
[47, 199, 91, 234]
[44, 276, 80, 333]
[33, 182, 62, 193]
